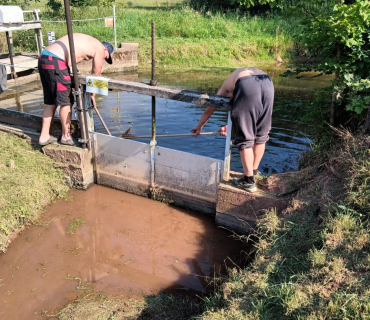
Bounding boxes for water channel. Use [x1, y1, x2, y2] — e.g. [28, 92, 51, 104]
[1, 66, 331, 174]
[0, 185, 249, 319]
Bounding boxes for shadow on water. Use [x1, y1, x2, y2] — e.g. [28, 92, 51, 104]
[0, 185, 251, 319]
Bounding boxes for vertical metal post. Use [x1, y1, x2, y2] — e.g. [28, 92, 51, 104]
[64, 0, 89, 149]
[6, 31, 17, 80]
[113, 4, 117, 51]
[150, 21, 157, 190]
[33, 10, 43, 54]
[222, 112, 233, 181]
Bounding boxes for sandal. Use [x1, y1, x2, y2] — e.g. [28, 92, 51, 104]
[60, 138, 75, 146]
[39, 136, 58, 146]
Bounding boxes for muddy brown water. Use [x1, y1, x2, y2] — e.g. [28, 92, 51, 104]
[0, 185, 248, 319]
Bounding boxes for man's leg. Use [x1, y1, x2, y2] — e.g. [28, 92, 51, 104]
[253, 143, 265, 171]
[59, 104, 72, 141]
[39, 104, 57, 144]
[240, 147, 254, 177]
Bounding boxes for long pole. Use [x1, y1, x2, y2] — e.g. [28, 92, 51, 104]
[121, 132, 219, 139]
[113, 4, 117, 51]
[64, 0, 89, 149]
[150, 21, 157, 190]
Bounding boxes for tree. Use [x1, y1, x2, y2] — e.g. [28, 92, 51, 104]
[235, 0, 370, 129]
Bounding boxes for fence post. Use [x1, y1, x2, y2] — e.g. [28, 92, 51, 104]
[113, 4, 117, 51]
[222, 112, 233, 181]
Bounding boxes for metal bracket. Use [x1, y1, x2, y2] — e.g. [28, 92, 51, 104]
[73, 90, 81, 96]
[78, 138, 90, 144]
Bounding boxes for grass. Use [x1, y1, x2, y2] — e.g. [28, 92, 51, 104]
[54, 292, 202, 319]
[7, 2, 301, 69]
[0, 132, 68, 253]
[197, 129, 370, 320]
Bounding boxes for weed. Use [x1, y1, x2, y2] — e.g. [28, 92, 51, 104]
[67, 218, 85, 236]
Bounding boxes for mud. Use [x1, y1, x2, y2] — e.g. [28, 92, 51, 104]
[0, 185, 248, 319]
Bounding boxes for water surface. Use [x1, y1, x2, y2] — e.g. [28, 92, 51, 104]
[0, 185, 248, 320]
[1, 66, 331, 174]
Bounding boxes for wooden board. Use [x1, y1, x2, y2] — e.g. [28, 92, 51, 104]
[79, 75, 231, 111]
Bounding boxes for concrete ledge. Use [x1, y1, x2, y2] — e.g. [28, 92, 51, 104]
[43, 144, 94, 190]
[153, 187, 216, 216]
[216, 183, 288, 234]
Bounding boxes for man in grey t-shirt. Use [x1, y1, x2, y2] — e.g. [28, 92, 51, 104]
[191, 67, 274, 192]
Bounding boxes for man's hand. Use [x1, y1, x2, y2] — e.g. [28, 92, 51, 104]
[191, 126, 202, 137]
[217, 125, 228, 136]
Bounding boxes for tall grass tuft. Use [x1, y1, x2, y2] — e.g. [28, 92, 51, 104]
[0, 133, 68, 252]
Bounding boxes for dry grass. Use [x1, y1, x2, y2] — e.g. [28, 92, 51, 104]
[0, 132, 68, 252]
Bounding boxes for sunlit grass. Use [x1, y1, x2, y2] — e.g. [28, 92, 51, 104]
[0, 133, 68, 252]
[9, 4, 300, 69]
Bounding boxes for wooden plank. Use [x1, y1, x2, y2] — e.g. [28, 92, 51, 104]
[78, 74, 231, 110]
[0, 22, 42, 33]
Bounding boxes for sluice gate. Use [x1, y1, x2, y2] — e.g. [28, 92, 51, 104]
[93, 132, 222, 214]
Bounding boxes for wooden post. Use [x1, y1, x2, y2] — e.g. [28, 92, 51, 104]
[6, 31, 17, 79]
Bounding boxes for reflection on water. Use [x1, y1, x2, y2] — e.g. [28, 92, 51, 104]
[0, 66, 331, 174]
[0, 185, 248, 320]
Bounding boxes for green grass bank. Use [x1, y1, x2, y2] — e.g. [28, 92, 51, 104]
[0, 132, 68, 253]
[9, 4, 301, 69]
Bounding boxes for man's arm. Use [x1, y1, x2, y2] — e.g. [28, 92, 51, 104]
[191, 107, 216, 137]
[90, 47, 105, 106]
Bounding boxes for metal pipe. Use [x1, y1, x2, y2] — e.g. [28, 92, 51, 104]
[113, 5, 117, 50]
[150, 21, 157, 190]
[6, 31, 17, 79]
[33, 10, 43, 55]
[64, 0, 88, 149]
[150, 21, 157, 87]
[121, 132, 219, 139]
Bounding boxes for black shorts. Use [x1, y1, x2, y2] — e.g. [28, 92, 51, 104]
[38, 54, 74, 106]
[231, 75, 274, 150]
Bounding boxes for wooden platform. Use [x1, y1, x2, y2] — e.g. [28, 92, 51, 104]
[0, 52, 38, 76]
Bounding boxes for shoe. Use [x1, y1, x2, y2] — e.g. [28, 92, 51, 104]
[60, 138, 75, 146]
[233, 177, 257, 193]
[39, 136, 58, 146]
[254, 169, 262, 180]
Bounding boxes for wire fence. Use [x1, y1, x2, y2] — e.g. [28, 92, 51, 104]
[42, 16, 113, 23]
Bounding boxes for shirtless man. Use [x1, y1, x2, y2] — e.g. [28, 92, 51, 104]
[191, 67, 274, 192]
[38, 33, 114, 146]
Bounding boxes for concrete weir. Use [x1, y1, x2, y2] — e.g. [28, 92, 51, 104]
[39, 141, 289, 235]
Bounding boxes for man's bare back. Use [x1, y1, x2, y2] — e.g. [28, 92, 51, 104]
[217, 67, 267, 97]
[46, 33, 108, 75]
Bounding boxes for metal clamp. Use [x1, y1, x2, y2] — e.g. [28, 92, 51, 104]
[73, 90, 81, 96]
[150, 140, 157, 147]
[78, 138, 90, 144]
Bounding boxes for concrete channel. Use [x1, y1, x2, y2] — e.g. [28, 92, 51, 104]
[0, 73, 289, 235]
